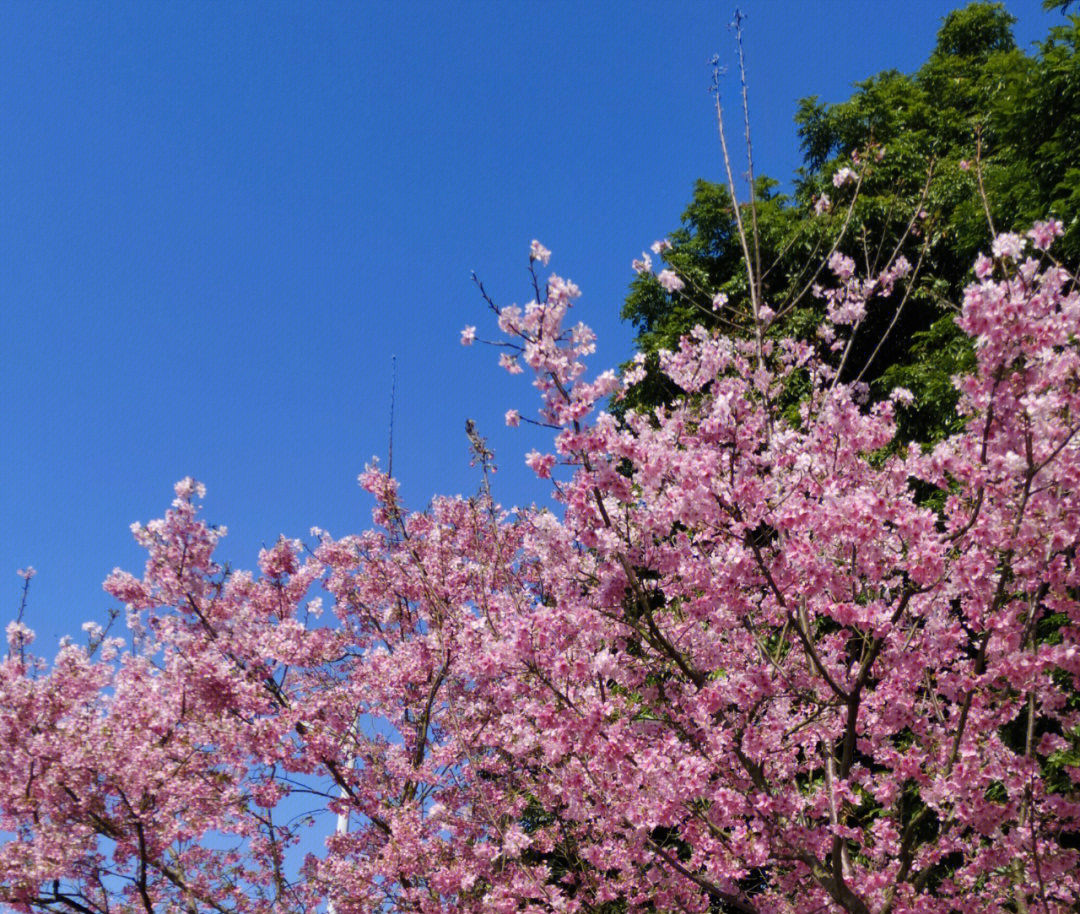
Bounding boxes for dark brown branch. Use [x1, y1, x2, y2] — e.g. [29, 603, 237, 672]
[644, 833, 761, 914]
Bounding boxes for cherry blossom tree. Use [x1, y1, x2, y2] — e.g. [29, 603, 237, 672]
[2, 219, 1080, 913]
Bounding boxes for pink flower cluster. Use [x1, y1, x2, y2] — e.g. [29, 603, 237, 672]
[1, 230, 1079, 914]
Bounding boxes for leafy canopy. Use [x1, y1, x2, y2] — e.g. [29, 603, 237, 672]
[622, 2, 1080, 445]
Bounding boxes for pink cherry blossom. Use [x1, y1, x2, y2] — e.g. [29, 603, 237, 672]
[992, 231, 1026, 260]
[1, 223, 1077, 914]
[657, 269, 684, 293]
[832, 166, 857, 187]
[524, 449, 555, 478]
[498, 352, 523, 374]
[827, 250, 855, 280]
[5, 620, 33, 652]
[529, 239, 551, 265]
[890, 386, 915, 406]
[1029, 218, 1064, 251]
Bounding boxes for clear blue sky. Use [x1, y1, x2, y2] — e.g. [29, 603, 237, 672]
[1, 0, 1058, 644]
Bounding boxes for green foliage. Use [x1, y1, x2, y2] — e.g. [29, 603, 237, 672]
[877, 314, 975, 446]
[620, 3, 1080, 447]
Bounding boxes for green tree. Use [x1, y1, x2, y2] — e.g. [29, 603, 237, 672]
[622, 2, 1080, 445]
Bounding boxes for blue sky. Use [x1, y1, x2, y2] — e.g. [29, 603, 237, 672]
[1, 0, 1058, 645]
